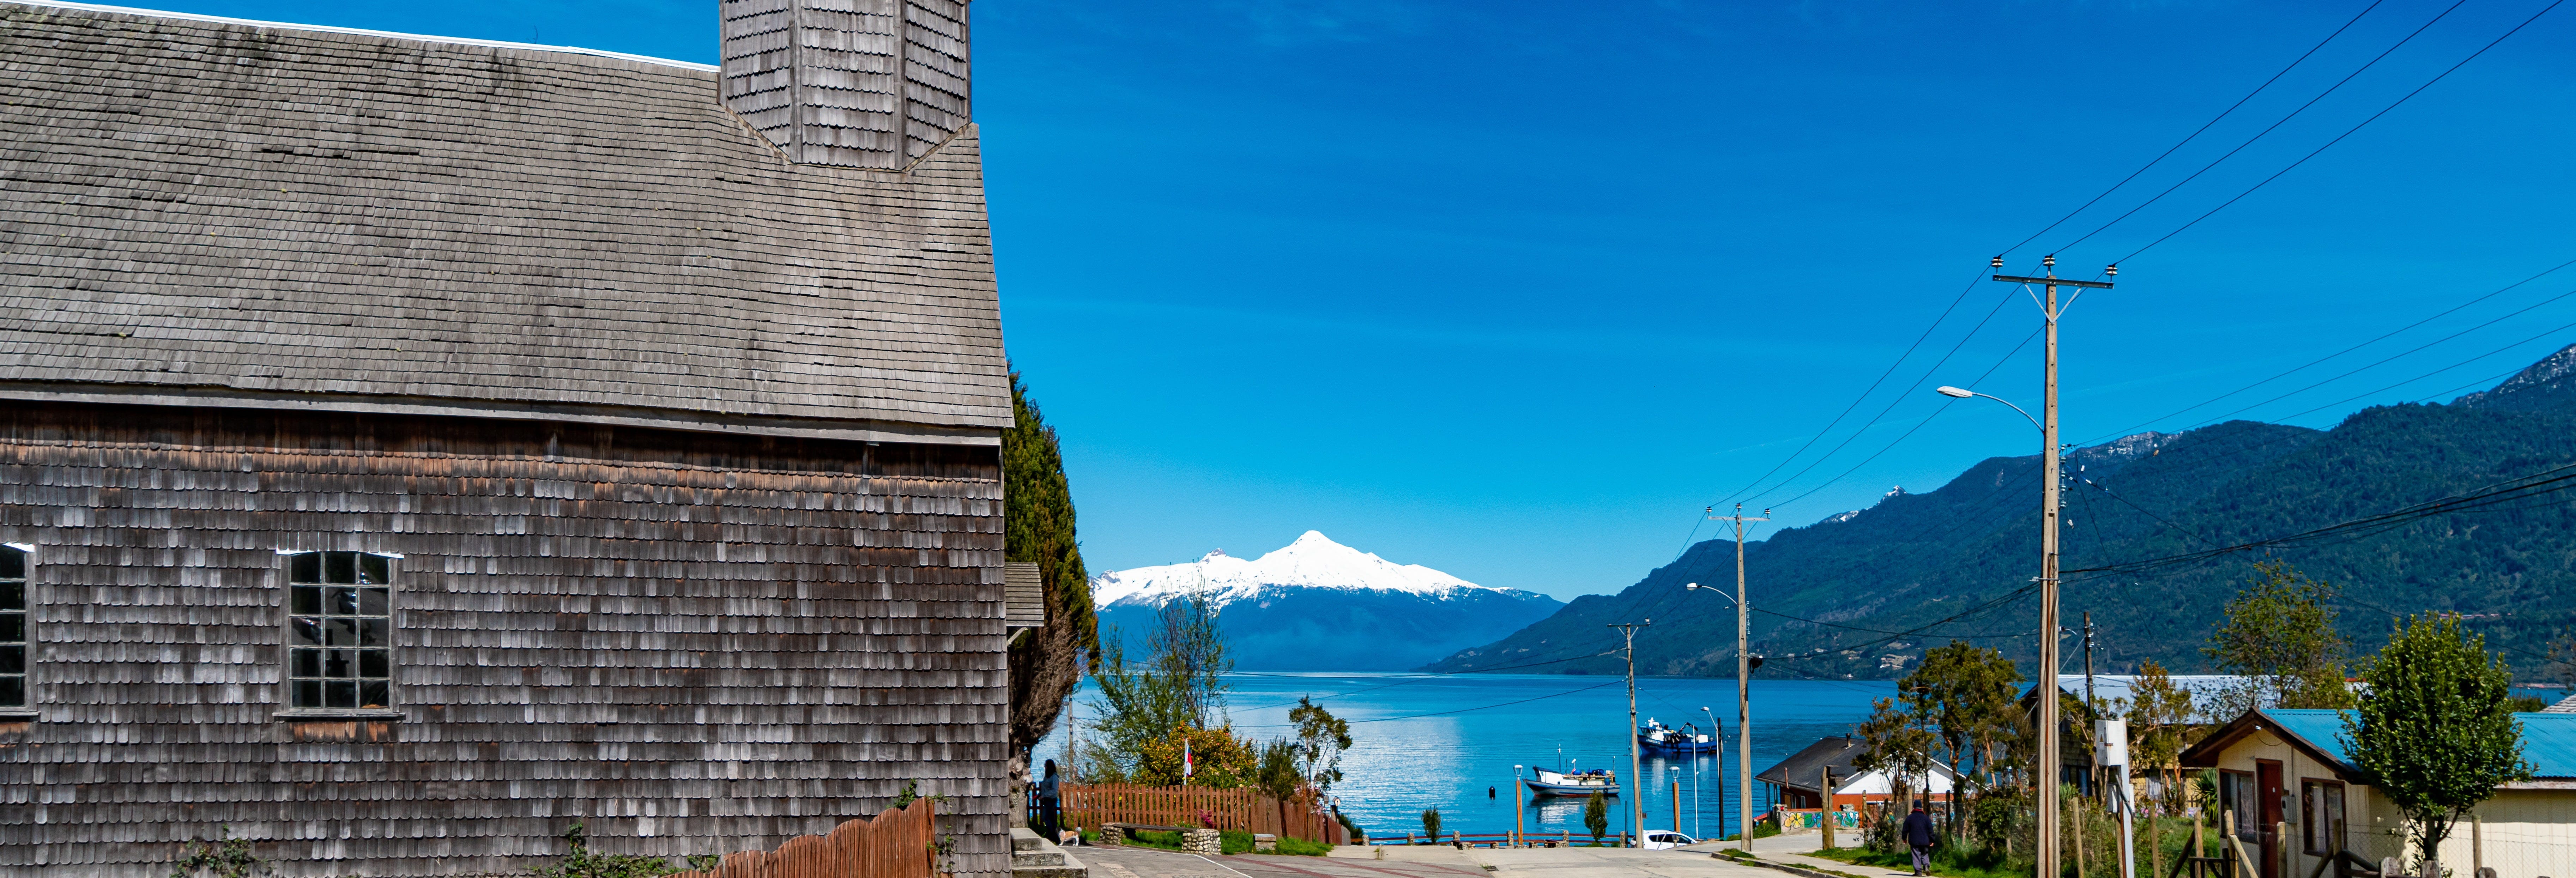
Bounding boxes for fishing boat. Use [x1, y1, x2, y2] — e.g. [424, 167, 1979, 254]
[1637, 718, 1719, 755]
[1523, 765, 1620, 797]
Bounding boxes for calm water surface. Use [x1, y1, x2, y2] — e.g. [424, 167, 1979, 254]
[1035, 673, 1892, 841]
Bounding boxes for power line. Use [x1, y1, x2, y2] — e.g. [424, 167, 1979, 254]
[2067, 457, 2576, 577]
[1768, 327, 2044, 512]
[2077, 256, 2576, 446]
[1737, 290, 2023, 505]
[2111, 0, 2570, 264]
[1996, 0, 2389, 259]
[2056, 0, 2474, 254]
[1709, 266, 1994, 512]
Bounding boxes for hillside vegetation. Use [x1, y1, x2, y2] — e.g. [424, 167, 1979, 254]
[1425, 345, 2576, 680]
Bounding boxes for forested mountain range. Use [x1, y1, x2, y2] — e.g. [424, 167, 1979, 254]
[1423, 344, 2576, 682]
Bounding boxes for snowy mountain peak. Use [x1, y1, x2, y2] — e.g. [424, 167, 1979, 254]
[1091, 532, 1511, 610]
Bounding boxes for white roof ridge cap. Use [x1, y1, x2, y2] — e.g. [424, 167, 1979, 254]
[9, 0, 721, 72]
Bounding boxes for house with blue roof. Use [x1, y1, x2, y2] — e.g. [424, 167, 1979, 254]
[2178, 708, 2576, 878]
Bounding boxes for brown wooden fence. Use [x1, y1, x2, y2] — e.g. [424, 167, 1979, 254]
[672, 798, 936, 878]
[1059, 784, 1345, 844]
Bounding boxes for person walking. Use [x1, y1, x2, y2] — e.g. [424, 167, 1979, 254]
[1903, 802, 1935, 876]
[1038, 760, 1066, 845]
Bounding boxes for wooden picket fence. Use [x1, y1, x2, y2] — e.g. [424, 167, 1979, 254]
[671, 798, 936, 878]
[1057, 784, 1346, 844]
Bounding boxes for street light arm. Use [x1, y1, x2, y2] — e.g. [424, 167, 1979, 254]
[1681, 581, 1740, 607]
[1939, 387, 2044, 434]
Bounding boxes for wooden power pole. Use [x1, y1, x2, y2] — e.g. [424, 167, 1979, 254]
[1610, 620, 1651, 847]
[1991, 255, 2114, 878]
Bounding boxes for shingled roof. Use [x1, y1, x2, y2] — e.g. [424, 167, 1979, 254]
[0, 1, 1009, 441]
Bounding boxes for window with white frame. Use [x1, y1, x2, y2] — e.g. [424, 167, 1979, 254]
[0, 546, 23, 708]
[285, 551, 392, 710]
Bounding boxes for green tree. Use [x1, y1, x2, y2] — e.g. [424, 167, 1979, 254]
[1904, 641, 2021, 833]
[1289, 696, 1353, 794]
[1006, 369, 1100, 774]
[1852, 695, 1939, 810]
[1421, 807, 1443, 840]
[1582, 792, 1608, 845]
[2125, 658, 2197, 815]
[1254, 738, 1302, 800]
[2343, 614, 2533, 868]
[1086, 587, 1232, 780]
[2204, 561, 2353, 714]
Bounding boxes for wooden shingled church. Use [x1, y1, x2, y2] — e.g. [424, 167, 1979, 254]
[0, 0, 1036, 874]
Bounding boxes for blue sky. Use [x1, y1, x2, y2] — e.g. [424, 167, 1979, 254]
[112, 0, 2576, 600]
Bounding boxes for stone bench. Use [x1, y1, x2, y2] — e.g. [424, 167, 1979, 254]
[1099, 823, 1223, 856]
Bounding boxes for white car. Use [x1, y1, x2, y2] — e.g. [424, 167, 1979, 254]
[1641, 831, 1698, 850]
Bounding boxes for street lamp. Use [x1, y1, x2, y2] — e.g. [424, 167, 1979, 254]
[1683, 548, 1767, 854]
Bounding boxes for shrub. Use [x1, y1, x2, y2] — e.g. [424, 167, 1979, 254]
[1274, 836, 1334, 856]
[532, 822, 678, 878]
[1220, 830, 1254, 855]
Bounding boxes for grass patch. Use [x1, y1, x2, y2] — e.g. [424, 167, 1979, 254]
[1220, 830, 1255, 855]
[1807, 845, 2031, 878]
[1127, 830, 1186, 851]
[1717, 822, 1783, 842]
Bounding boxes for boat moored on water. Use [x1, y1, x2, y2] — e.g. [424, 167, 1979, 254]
[1523, 765, 1620, 797]
[1637, 718, 1718, 755]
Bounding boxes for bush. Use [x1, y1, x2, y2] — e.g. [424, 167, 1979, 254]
[1129, 830, 1185, 851]
[1274, 836, 1334, 856]
[1220, 830, 1254, 855]
[532, 822, 678, 878]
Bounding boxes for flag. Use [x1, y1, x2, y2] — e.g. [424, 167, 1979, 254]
[1183, 737, 1194, 781]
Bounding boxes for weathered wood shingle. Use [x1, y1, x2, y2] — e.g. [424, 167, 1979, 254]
[0, 404, 1010, 877]
[0, 2, 1009, 435]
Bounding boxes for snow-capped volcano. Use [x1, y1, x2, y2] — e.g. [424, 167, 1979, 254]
[1091, 532, 1563, 671]
[1092, 531, 1496, 608]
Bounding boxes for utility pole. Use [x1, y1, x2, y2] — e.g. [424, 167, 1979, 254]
[1991, 254, 2114, 878]
[1707, 503, 1770, 852]
[1610, 620, 1652, 848]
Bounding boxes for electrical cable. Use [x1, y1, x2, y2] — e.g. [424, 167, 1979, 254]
[1767, 327, 2045, 512]
[2076, 256, 2576, 446]
[1737, 289, 2023, 505]
[2111, 0, 2569, 265]
[2264, 314, 2576, 423]
[1997, 0, 2390, 259]
[2055, 0, 2474, 254]
[1707, 266, 1994, 513]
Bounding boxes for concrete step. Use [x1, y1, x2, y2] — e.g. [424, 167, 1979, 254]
[1009, 827, 1089, 878]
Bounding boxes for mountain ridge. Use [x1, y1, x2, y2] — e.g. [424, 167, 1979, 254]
[1425, 343, 2576, 680]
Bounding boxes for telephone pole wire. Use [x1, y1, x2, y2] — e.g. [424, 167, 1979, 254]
[1991, 255, 2113, 878]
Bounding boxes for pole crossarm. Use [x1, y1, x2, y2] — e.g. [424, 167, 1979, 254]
[1994, 273, 2114, 289]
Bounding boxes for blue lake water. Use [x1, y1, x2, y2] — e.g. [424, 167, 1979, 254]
[1035, 673, 1893, 842]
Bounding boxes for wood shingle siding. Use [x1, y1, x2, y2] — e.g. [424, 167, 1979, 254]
[0, 1, 1007, 436]
[0, 403, 1009, 877]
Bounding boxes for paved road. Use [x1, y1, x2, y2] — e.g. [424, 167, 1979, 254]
[1073, 834, 1833, 878]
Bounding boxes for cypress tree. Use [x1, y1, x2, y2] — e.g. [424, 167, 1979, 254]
[1005, 368, 1099, 770]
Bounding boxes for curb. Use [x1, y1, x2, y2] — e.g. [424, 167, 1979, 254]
[1722, 856, 1868, 878]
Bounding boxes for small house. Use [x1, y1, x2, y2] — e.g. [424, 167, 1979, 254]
[2178, 708, 2576, 878]
[1756, 736, 1959, 812]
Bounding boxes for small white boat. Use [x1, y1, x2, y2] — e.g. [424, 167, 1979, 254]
[1524, 765, 1620, 797]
